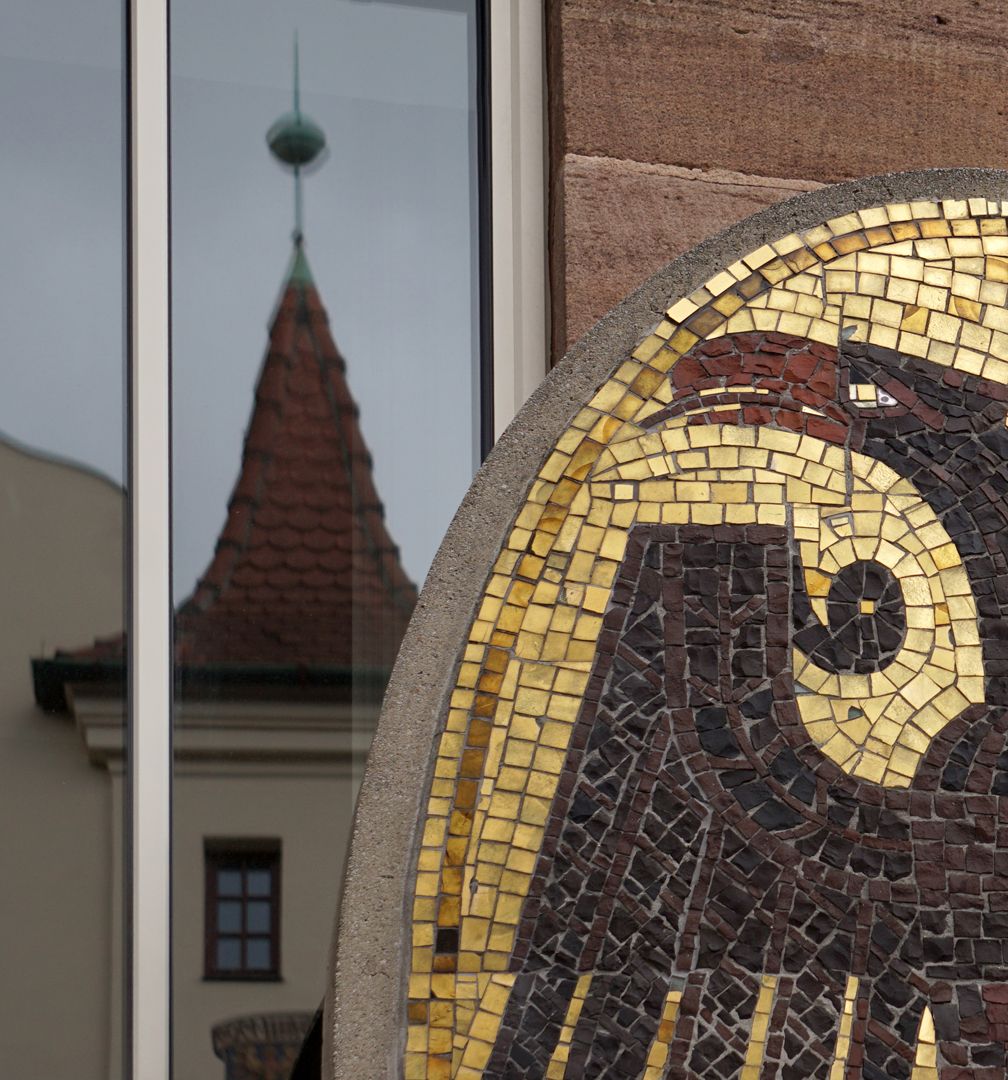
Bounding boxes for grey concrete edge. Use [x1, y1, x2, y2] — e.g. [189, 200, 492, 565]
[325, 167, 1008, 1080]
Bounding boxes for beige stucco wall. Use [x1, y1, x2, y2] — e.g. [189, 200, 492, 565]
[0, 436, 123, 1077]
[548, 0, 1008, 355]
[0, 433, 364, 1080]
[73, 698, 371, 1080]
[172, 766, 358, 1080]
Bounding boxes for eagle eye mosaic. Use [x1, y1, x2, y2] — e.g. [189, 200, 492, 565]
[405, 197, 1008, 1079]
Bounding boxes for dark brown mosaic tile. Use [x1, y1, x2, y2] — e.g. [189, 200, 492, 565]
[406, 202, 1008, 1080]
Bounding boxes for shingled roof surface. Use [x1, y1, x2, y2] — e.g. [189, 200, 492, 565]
[172, 244, 418, 670]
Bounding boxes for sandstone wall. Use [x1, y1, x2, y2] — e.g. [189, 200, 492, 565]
[548, 0, 1008, 356]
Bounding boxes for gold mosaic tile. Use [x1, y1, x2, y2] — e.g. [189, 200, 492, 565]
[911, 1006, 939, 1080]
[640, 987, 683, 1080]
[404, 195, 1008, 1079]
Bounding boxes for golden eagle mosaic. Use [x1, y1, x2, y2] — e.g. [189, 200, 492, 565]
[404, 198, 1008, 1079]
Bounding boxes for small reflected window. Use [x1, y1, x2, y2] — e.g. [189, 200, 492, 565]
[204, 841, 280, 980]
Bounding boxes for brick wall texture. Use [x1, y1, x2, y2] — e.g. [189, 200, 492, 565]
[547, 0, 1008, 359]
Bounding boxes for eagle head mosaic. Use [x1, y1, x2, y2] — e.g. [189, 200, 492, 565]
[404, 197, 1008, 1080]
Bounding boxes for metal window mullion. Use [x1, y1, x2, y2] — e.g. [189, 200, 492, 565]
[490, 0, 547, 440]
[130, 0, 172, 1078]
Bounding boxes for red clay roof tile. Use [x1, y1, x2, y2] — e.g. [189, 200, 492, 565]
[173, 246, 417, 669]
[53, 246, 417, 676]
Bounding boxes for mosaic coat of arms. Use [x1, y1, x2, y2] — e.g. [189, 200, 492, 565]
[404, 197, 1008, 1079]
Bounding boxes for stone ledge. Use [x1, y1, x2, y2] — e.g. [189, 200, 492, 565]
[555, 0, 1008, 182]
[558, 153, 820, 350]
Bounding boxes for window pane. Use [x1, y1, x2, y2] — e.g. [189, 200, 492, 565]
[217, 938, 241, 971]
[246, 901, 271, 934]
[245, 939, 272, 972]
[171, 2, 484, 1070]
[217, 870, 242, 897]
[217, 901, 242, 933]
[246, 870, 271, 898]
[0, 1, 126, 1076]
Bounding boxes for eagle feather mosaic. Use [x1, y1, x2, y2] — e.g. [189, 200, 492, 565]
[404, 198, 1008, 1079]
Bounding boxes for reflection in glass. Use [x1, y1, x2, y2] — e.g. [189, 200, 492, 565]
[247, 901, 271, 933]
[247, 871, 272, 898]
[0, 1, 126, 1077]
[218, 902, 242, 933]
[171, 3, 483, 1075]
[217, 940, 242, 971]
[247, 940, 272, 971]
[218, 871, 242, 897]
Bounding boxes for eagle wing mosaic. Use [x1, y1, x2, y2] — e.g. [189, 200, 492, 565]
[404, 198, 1008, 1079]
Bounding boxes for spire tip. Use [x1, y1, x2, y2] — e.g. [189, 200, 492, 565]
[266, 37, 326, 241]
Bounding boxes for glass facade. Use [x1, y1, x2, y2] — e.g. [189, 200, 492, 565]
[0, 0, 127, 1076]
[0, 1, 504, 1072]
[169, 1, 485, 1075]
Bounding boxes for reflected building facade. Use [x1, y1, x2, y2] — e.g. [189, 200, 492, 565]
[0, 438, 124, 1079]
[31, 234, 416, 1079]
[6, 6, 482, 1075]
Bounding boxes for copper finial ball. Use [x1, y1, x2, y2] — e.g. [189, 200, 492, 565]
[270, 36, 325, 241]
[267, 110, 326, 169]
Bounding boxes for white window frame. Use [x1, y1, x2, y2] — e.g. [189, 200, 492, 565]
[490, 0, 548, 440]
[127, 1, 546, 1076]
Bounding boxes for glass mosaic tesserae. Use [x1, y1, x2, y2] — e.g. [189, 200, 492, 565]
[404, 197, 1008, 1080]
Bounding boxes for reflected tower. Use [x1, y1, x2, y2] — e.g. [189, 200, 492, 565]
[34, 46, 417, 1080]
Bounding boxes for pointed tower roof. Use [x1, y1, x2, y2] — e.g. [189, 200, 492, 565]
[174, 243, 416, 672]
[34, 244, 417, 710]
[33, 45, 417, 711]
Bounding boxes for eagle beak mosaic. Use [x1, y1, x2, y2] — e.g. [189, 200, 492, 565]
[394, 192, 1008, 1079]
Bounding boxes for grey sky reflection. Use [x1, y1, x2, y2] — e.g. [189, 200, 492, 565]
[2, 0, 477, 605]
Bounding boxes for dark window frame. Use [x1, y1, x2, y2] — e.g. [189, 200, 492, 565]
[203, 839, 282, 982]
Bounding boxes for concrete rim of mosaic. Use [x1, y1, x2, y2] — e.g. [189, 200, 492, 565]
[326, 169, 1008, 1080]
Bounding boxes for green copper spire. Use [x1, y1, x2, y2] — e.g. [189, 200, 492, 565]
[286, 241, 314, 287]
[267, 35, 326, 247]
